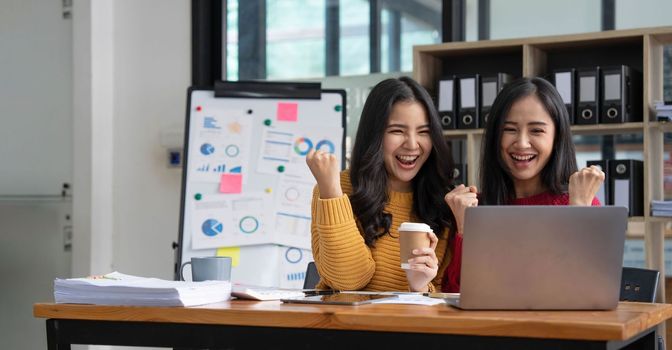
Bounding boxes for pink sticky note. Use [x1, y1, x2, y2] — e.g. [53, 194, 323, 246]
[219, 173, 243, 193]
[277, 103, 298, 122]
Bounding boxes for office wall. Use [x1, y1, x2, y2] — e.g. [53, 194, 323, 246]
[72, 0, 115, 281]
[110, 0, 189, 278]
[70, 2, 188, 348]
[0, 0, 73, 195]
[0, 200, 71, 350]
[71, 0, 189, 283]
[0, 1, 74, 348]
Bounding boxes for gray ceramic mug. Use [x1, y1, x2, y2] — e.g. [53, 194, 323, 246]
[180, 256, 232, 281]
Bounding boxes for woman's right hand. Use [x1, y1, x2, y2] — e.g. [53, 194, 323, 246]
[306, 149, 343, 199]
[444, 184, 478, 234]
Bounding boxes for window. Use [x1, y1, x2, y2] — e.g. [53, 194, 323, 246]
[340, 0, 370, 75]
[226, 0, 441, 80]
[266, 0, 326, 79]
[488, 0, 601, 40]
[226, 0, 239, 80]
[615, 0, 672, 30]
[399, 8, 441, 71]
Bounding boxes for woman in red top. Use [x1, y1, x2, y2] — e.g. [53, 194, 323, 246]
[441, 77, 604, 292]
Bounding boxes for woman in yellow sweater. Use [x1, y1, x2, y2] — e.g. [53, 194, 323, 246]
[306, 77, 458, 292]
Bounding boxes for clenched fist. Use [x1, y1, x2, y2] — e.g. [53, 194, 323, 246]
[569, 165, 605, 205]
[444, 184, 478, 234]
[305, 149, 343, 199]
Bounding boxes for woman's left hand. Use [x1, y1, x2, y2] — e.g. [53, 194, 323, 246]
[569, 165, 605, 205]
[405, 230, 439, 292]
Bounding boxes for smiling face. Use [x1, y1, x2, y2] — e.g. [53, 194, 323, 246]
[500, 94, 556, 198]
[382, 100, 432, 192]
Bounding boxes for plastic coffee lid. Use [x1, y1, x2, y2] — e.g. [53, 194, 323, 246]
[398, 222, 431, 232]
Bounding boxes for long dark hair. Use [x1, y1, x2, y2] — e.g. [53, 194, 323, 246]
[479, 77, 577, 205]
[350, 77, 456, 247]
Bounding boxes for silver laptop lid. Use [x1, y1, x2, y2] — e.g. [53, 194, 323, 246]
[459, 206, 627, 310]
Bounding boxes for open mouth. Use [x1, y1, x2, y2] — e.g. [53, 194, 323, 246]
[396, 155, 419, 167]
[510, 153, 536, 163]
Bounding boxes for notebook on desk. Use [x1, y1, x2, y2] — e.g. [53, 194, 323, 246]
[447, 206, 627, 310]
[231, 284, 306, 301]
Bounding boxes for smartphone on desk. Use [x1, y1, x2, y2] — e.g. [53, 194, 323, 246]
[302, 289, 338, 296]
[281, 292, 398, 306]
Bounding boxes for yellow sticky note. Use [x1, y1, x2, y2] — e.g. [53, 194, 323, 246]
[216, 246, 240, 267]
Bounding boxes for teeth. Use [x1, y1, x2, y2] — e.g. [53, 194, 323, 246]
[397, 155, 419, 162]
[511, 154, 535, 161]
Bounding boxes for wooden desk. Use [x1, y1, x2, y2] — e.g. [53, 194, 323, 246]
[34, 301, 672, 349]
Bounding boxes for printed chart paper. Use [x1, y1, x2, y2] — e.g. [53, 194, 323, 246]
[190, 110, 252, 184]
[191, 193, 273, 249]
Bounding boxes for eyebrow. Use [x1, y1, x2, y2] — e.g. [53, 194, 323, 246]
[504, 121, 549, 126]
[386, 123, 430, 129]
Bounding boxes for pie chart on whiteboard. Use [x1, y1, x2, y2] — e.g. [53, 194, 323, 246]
[202, 219, 223, 237]
[200, 143, 215, 155]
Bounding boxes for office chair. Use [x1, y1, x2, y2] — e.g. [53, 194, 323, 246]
[303, 262, 320, 289]
[619, 267, 663, 349]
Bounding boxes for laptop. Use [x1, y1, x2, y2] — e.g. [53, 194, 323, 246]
[447, 206, 627, 310]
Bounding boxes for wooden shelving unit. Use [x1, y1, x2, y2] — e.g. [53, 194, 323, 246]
[414, 26, 672, 302]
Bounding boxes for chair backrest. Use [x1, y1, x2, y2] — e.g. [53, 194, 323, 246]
[303, 262, 320, 289]
[619, 267, 660, 302]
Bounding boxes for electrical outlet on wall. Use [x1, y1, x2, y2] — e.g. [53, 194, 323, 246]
[168, 148, 183, 168]
[160, 127, 184, 168]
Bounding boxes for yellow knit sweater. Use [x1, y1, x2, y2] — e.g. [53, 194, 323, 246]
[311, 171, 450, 292]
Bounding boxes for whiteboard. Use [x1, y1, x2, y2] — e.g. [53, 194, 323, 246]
[176, 86, 345, 286]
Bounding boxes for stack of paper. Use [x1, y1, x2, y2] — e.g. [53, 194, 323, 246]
[654, 101, 672, 121]
[54, 271, 231, 307]
[652, 200, 672, 217]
